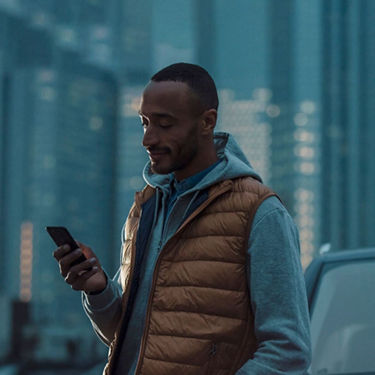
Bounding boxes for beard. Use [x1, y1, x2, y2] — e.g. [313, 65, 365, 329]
[150, 127, 200, 176]
[150, 144, 198, 176]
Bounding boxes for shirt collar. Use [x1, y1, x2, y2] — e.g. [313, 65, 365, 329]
[172, 160, 221, 195]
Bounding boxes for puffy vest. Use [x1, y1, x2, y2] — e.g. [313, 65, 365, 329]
[104, 177, 276, 375]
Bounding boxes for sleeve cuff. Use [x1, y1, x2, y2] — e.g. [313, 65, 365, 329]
[83, 271, 121, 311]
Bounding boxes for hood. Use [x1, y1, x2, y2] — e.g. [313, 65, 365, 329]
[142, 131, 262, 195]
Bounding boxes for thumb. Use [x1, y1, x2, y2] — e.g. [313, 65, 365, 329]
[76, 241, 96, 259]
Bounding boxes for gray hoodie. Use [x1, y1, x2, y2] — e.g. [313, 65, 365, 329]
[82, 132, 311, 374]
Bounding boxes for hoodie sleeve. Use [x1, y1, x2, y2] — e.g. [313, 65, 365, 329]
[81, 268, 123, 346]
[235, 196, 311, 375]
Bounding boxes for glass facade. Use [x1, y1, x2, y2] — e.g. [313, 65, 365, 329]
[217, 89, 272, 184]
[320, 0, 375, 251]
[0, 1, 119, 366]
[266, 0, 322, 266]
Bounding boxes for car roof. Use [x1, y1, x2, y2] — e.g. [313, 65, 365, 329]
[316, 247, 375, 262]
[305, 247, 375, 307]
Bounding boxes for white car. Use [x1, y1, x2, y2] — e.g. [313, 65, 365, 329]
[305, 247, 375, 375]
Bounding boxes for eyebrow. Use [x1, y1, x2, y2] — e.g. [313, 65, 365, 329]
[138, 110, 176, 120]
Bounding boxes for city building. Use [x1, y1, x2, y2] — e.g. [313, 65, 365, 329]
[267, 0, 322, 266]
[111, 0, 152, 250]
[2, 48, 118, 318]
[0, 2, 118, 364]
[218, 88, 272, 184]
[320, 0, 375, 251]
[195, 0, 321, 266]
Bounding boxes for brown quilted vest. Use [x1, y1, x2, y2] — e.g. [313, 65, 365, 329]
[104, 177, 276, 375]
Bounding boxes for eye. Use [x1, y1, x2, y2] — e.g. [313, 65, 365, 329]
[159, 123, 173, 129]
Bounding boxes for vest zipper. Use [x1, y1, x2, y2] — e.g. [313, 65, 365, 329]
[134, 181, 233, 375]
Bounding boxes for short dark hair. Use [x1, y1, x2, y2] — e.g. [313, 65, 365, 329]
[151, 62, 219, 111]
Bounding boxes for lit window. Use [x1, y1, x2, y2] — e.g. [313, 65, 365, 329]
[294, 129, 315, 143]
[302, 253, 313, 269]
[294, 113, 308, 127]
[253, 88, 272, 102]
[300, 100, 316, 114]
[300, 228, 314, 241]
[298, 216, 315, 227]
[301, 242, 314, 253]
[266, 104, 281, 118]
[297, 203, 314, 215]
[294, 146, 315, 158]
[300, 162, 316, 175]
[20, 222, 33, 302]
[121, 92, 142, 118]
[294, 189, 315, 201]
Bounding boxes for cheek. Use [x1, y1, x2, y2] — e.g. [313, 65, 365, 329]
[179, 134, 199, 158]
[168, 123, 200, 155]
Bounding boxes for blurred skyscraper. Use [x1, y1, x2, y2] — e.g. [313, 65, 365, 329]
[266, 0, 375, 260]
[194, 0, 375, 266]
[320, 0, 375, 252]
[218, 89, 272, 184]
[0, 0, 155, 366]
[111, 0, 152, 260]
[195, 0, 321, 265]
[113, 0, 197, 244]
[267, 0, 322, 266]
[0, 0, 118, 363]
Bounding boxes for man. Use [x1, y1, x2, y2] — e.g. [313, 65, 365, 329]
[54, 63, 311, 374]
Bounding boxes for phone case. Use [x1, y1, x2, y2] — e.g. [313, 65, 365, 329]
[46, 226, 86, 266]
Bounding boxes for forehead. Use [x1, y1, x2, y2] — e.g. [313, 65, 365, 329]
[139, 81, 195, 118]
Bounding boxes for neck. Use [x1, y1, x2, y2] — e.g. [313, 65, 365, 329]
[174, 146, 218, 182]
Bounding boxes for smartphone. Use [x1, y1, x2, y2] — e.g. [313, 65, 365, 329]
[46, 226, 87, 267]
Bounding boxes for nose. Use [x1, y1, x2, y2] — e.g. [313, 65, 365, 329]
[142, 124, 159, 149]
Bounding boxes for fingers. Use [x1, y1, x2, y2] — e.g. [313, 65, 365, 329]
[52, 241, 104, 292]
[65, 258, 100, 290]
[76, 241, 96, 259]
[53, 241, 93, 261]
[69, 268, 100, 291]
[64, 257, 98, 284]
[70, 267, 100, 291]
[58, 248, 87, 277]
[53, 244, 72, 261]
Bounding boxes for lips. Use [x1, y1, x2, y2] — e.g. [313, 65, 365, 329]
[148, 149, 169, 161]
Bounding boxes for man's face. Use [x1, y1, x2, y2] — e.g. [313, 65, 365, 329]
[139, 81, 204, 180]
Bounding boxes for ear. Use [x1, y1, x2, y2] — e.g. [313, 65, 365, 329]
[201, 109, 217, 135]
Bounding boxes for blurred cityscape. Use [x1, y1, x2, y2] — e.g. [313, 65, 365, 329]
[0, 0, 374, 373]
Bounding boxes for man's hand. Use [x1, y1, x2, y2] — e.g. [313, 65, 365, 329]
[53, 241, 107, 294]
